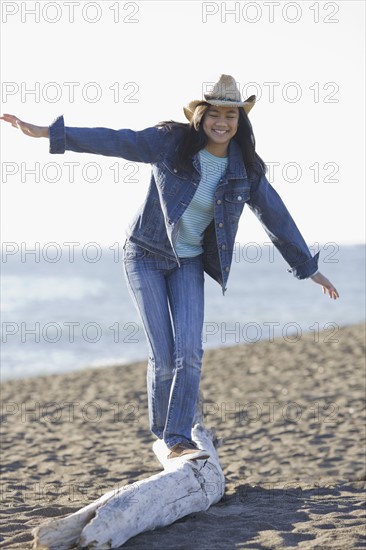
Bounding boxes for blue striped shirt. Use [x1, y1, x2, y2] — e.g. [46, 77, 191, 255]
[176, 149, 229, 257]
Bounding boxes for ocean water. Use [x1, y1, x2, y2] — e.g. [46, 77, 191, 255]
[1, 243, 365, 381]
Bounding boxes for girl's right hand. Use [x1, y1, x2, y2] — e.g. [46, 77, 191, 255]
[0, 114, 49, 138]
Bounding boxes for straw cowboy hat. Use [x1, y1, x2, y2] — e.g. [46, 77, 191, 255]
[183, 74, 256, 122]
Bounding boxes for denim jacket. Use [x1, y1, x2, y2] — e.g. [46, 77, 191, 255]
[49, 115, 319, 295]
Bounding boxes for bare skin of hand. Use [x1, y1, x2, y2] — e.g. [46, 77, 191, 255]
[311, 271, 339, 300]
[0, 113, 49, 138]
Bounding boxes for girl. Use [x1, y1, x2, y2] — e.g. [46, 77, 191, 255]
[1, 74, 339, 461]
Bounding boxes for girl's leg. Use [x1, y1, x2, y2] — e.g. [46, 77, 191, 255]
[163, 254, 205, 448]
[122, 243, 176, 440]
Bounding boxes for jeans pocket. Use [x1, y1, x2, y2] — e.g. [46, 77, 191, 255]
[123, 241, 148, 262]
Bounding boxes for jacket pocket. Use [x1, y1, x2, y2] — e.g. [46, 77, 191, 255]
[223, 189, 250, 203]
[154, 160, 190, 199]
[162, 160, 190, 180]
[224, 188, 250, 221]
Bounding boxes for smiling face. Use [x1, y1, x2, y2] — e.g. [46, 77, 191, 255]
[202, 105, 240, 155]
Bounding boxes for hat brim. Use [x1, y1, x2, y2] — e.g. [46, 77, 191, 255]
[183, 95, 256, 122]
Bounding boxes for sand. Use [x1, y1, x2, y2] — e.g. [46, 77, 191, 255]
[0, 322, 365, 549]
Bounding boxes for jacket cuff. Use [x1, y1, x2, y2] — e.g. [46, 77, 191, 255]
[49, 115, 65, 154]
[287, 251, 320, 280]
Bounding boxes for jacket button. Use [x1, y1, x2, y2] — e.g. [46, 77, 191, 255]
[218, 222, 224, 228]
[216, 199, 222, 205]
[225, 267, 230, 272]
[173, 168, 178, 173]
[221, 244, 226, 250]
[237, 196, 242, 201]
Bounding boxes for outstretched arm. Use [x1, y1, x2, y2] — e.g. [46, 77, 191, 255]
[1, 114, 172, 163]
[248, 171, 339, 300]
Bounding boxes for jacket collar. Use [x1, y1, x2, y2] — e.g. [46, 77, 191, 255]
[226, 138, 248, 179]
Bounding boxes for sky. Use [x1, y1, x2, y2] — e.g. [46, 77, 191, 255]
[1, 0, 365, 251]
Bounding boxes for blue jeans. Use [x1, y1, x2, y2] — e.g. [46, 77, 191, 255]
[122, 239, 205, 449]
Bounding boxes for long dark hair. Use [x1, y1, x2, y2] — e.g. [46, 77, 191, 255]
[156, 101, 266, 180]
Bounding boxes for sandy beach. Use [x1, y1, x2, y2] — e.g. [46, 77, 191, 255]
[1, 322, 365, 549]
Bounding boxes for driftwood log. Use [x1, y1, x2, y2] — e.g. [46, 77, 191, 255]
[32, 392, 225, 549]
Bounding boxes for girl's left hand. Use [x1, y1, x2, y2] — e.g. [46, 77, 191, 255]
[310, 271, 340, 300]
